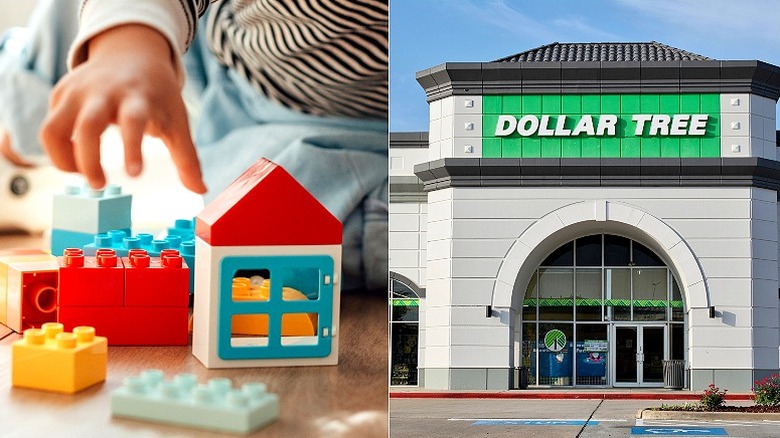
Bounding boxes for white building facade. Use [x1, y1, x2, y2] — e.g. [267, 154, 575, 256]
[389, 42, 780, 392]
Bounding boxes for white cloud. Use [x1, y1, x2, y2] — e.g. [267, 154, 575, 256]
[613, 0, 780, 47]
[452, 0, 622, 43]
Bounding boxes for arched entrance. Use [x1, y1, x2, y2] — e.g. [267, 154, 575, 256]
[519, 234, 685, 387]
[490, 201, 705, 388]
[389, 273, 423, 386]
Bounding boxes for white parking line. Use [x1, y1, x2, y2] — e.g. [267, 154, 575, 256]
[448, 418, 626, 422]
[639, 419, 757, 427]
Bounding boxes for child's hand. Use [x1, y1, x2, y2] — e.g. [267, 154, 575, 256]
[40, 24, 207, 194]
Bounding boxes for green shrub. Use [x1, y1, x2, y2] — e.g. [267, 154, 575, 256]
[700, 383, 727, 410]
[754, 374, 780, 407]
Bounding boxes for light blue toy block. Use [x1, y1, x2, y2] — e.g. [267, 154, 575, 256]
[217, 255, 334, 361]
[111, 369, 279, 434]
[50, 228, 129, 256]
[52, 184, 132, 235]
[180, 240, 195, 295]
[83, 230, 155, 257]
[167, 218, 196, 241]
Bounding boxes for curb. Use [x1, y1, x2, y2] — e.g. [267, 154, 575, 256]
[390, 392, 754, 401]
[637, 409, 780, 421]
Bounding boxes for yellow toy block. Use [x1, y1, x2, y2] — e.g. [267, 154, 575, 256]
[0, 253, 55, 329]
[12, 322, 107, 393]
[231, 278, 316, 336]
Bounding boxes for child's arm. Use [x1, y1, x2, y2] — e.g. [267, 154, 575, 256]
[39, 23, 206, 193]
[39, 0, 211, 194]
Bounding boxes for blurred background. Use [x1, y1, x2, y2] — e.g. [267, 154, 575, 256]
[0, 0, 203, 242]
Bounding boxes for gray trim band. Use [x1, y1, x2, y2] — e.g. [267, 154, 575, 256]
[416, 60, 780, 102]
[390, 132, 429, 148]
[389, 175, 425, 203]
[413, 157, 780, 192]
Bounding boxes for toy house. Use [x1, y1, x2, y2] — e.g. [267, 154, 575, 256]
[192, 158, 342, 368]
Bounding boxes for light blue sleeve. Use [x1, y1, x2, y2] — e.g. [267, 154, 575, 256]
[0, 0, 79, 159]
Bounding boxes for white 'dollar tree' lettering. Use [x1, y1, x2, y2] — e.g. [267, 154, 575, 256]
[494, 114, 708, 137]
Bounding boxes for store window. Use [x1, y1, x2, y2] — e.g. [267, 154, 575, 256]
[390, 277, 420, 386]
[521, 234, 685, 386]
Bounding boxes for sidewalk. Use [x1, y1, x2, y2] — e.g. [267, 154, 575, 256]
[390, 387, 754, 400]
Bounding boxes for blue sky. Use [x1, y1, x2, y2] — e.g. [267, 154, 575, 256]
[390, 0, 780, 132]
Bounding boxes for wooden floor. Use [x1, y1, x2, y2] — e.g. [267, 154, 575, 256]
[0, 232, 388, 437]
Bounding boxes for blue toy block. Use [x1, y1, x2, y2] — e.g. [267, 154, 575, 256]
[180, 240, 195, 295]
[111, 369, 279, 434]
[51, 229, 95, 256]
[52, 184, 132, 235]
[217, 255, 334, 361]
[84, 230, 162, 257]
[166, 218, 195, 241]
[51, 228, 128, 256]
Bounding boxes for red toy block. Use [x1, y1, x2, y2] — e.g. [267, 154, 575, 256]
[196, 158, 342, 247]
[58, 248, 124, 307]
[58, 306, 188, 346]
[123, 249, 189, 307]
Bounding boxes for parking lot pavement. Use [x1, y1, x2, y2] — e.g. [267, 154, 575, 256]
[390, 399, 780, 438]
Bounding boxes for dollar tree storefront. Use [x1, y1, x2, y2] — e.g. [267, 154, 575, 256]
[391, 42, 780, 391]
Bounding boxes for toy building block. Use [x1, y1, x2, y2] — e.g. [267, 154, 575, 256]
[58, 248, 124, 307]
[58, 306, 189, 345]
[5, 259, 59, 332]
[111, 370, 279, 434]
[51, 228, 106, 257]
[123, 249, 189, 307]
[51, 184, 131, 254]
[192, 158, 342, 368]
[167, 218, 196, 241]
[57, 247, 189, 345]
[52, 184, 132, 235]
[0, 252, 55, 330]
[12, 323, 107, 393]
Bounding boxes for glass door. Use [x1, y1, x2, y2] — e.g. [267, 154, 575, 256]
[641, 326, 665, 385]
[612, 325, 666, 386]
[614, 326, 638, 385]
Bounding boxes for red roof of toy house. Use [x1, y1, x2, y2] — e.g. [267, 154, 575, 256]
[196, 158, 342, 246]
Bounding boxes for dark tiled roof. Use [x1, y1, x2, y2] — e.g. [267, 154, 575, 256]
[495, 41, 711, 62]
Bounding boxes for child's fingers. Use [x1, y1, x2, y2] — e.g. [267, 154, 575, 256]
[118, 96, 150, 177]
[40, 100, 79, 173]
[72, 97, 113, 189]
[160, 102, 207, 194]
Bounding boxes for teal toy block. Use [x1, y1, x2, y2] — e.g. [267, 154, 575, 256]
[51, 229, 95, 256]
[111, 370, 279, 434]
[167, 218, 196, 241]
[84, 230, 162, 257]
[52, 184, 132, 235]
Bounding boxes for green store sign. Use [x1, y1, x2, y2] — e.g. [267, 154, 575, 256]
[481, 93, 720, 158]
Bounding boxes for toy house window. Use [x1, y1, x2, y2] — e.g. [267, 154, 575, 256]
[218, 255, 334, 360]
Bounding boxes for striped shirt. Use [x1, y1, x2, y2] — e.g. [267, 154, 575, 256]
[189, 0, 387, 120]
[76, 0, 387, 120]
